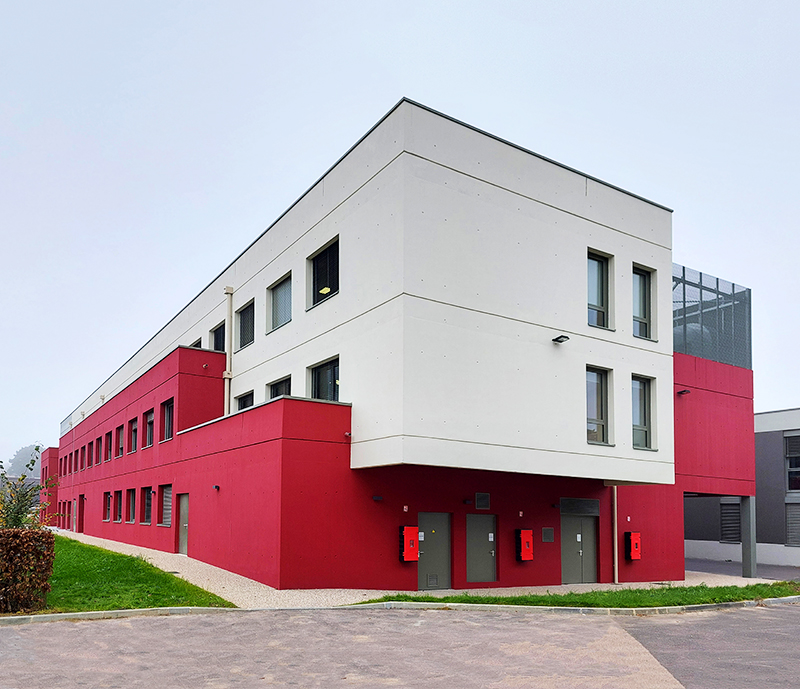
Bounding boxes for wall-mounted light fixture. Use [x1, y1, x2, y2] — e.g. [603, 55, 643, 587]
[213, 485, 220, 491]
[677, 389, 691, 396]
[552, 335, 570, 344]
[372, 495, 383, 501]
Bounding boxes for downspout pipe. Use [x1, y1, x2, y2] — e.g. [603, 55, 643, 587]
[612, 485, 619, 584]
[223, 286, 234, 415]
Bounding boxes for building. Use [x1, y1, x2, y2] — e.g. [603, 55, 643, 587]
[686, 408, 800, 567]
[45, 99, 756, 590]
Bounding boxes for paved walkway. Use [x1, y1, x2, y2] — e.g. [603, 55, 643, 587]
[54, 530, 774, 609]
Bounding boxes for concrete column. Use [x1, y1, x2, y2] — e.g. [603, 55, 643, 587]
[741, 495, 757, 578]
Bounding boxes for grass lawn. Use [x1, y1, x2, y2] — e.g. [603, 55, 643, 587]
[365, 581, 800, 609]
[38, 535, 235, 614]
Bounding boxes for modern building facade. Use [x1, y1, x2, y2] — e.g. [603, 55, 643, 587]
[686, 408, 800, 567]
[45, 99, 756, 589]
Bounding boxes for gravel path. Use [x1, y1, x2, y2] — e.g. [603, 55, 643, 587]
[55, 529, 775, 609]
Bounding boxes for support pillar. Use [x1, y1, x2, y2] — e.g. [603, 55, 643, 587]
[741, 495, 757, 578]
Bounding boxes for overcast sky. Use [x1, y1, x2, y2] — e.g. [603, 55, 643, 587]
[1, 1, 798, 462]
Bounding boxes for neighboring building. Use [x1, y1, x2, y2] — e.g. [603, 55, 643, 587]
[45, 99, 756, 589]
[686, 408, 800, 567]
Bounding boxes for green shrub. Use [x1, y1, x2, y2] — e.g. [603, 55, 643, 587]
[0, 529, 55, 613]
[0, 444, 56, 529]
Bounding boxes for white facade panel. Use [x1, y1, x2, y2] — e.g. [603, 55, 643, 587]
[61, 99, 675, 484]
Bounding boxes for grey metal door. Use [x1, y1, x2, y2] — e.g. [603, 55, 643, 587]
[418, 512, 451, 590]
[466, 514, 497, 582]
[561, 515, 597, 584]
[178, 494, 189, 555]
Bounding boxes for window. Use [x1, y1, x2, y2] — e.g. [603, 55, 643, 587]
[126, 489, 136, 523]
[161, 399, 174, 441]
[158, 484, 173, 527]
[141, 487, 153, 524]
[311, 240, 339, 306]
[588, 252, 609, 328]
[238, 301, 255, 349]
[115, 425, 124, 457]
[632, 376, 651, 449]
[144, 410, 154, 447]
[312, 358, 339, 401]
[96, 436, 103, 464]
[212, 323, 225, 352]
[237, 392, 254, 410]
[105, 432, 112, 461]
[80, 446, 86, 470]
[87, 441, 94, 468]
[786, 436, 800, 491]
[586, 367, 608, 444]
[632, 267, 651, 339]
[270, 377, 291, 398]
[270, 275, 292, 329]
[103, 492, 111, 521]
[113, 490, 122, 522]
[129, 418, 138, 453]
[190, 338, 202, 348]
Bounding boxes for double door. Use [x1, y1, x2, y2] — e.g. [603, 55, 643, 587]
[417, 512, 497, 590]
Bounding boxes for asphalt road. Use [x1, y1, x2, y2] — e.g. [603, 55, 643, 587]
[3, 604, 800, 688]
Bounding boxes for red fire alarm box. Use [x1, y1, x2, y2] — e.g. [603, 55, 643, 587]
[625, 531, 642, 560]
[515, 529, 534, 561]
[400, 526, 419, 562]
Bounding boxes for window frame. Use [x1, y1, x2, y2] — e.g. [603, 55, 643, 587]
[631, 375, 653, 449]
[161, 399, 174, 441]
[586, 367, 610, 445]
[113, 490, 123, 523]
[236, 391, 254, 411]
[309, 238, 339, 308]
[128, 418, 138, 453]
[126, 489, 136, 523]
[211, 323, 225, 352]
[141, 486, 153, 525]
[311, 357, 340, 402]
[269, 273, 292, 331]
[144, 410, 154, 448]
[632, 265, 653, 340]
[588, 251, 611, 329]
[786, 435, 800, 492]
[115, 426, 124, 458]
[103, 492, 112, 521]
[237, 300, 255, 350]
[87, 441, 94, 468]
[158, 484, 173, 527]
[270, 376, 291, 399]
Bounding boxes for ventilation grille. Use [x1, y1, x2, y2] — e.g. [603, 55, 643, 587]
[720, 502, 741, 543]
[787, 504, 800, 546]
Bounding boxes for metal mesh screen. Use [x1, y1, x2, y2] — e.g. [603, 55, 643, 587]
[271, 276, 292, 329]
[672, 263, 751, 369]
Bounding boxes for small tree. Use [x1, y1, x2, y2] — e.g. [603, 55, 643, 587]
[0, 445, 54, 529]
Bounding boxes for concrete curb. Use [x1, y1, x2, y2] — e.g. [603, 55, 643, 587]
[4, 594, 800, 626]
[0, 606, 242, 626]
[349, 594, 800, 616]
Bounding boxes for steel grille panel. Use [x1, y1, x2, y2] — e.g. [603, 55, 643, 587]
[720, 502, 741, 543]
[787, 504, 800, 546]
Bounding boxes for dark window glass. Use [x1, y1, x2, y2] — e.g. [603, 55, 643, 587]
[126, 489, 136, 523]
[237, 392, 254, 410]
[239, 302, 255, 348]
[633, 267, 651, 338]
[270, 377, 291, 398]
[586, 367, 607, 444]
[312, 358, 339, 401]
[144, 410, 154, 447]
[115, 426, 124, 457]
[212, 324, 225, 352]
[271, 276, 292, 329]
[129, 418, 138, 452]
[588, 253, 608, 327]
[142, 487, 152, 524]
[312, 241, 339, 305]
[162, 399, 174, 441]
[632, 376, 651, 448]
[114, 491, 122, 522]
